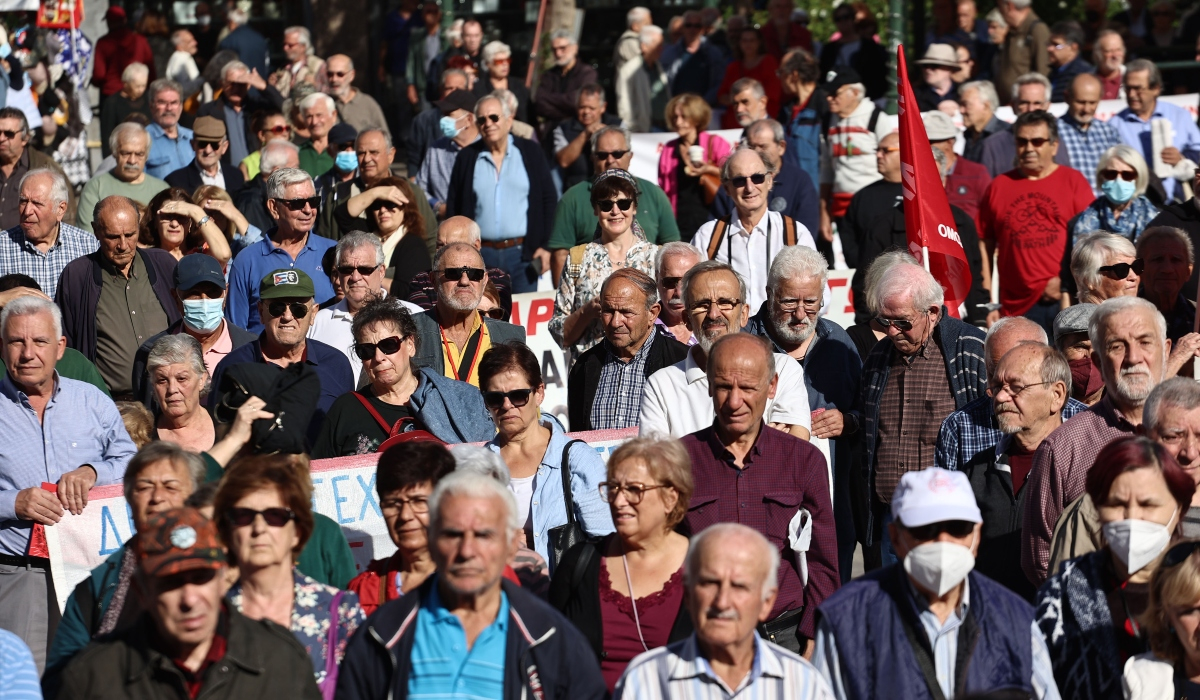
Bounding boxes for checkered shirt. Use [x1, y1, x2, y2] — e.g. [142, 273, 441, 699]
[0, 223, 97, 297]
[934, 394, 1089, 471]
[1057, 115, 1122, 196]
[590, 330, 657, 430]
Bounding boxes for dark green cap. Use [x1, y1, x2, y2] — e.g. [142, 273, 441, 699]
[259, 268, 315, 300]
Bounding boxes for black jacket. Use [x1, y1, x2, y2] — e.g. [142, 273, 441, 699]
[446, 136, 557, 261]
[567, 332, 689, 432]
[961, 444, 1038, 601]
[234, 174, 274, 235]
[196, 88, 284, 167]
[165, 160, 246, 198]
[1147, 199, 1200, 300]
[131, 319, 258, 409]
[335, 576, 605, 700]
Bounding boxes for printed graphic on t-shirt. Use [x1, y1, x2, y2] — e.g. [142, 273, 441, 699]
[1001, 191, 1067, 252]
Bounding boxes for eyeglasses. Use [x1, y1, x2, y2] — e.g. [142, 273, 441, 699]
[476, 114, 502, 125]
[690, 298, 742, 313]
[1162, 541, 1200, 569]
[876, 145, 900, 154]
[227, 507, 296, 527]
[380, 495, 430, 514]
[337, 264, 379, 277]
[727, 173, 767, 189]
[442, 266, 486, 283]
[1101, 169, 1137, 182]
[660, 276, 682, 290]
[484, 307, 505, 320]
[265, 124, 291, 135]
[327, 70, 349, 78]
[1015, 137, 1052, 148]
[1098, 259, 1144, 279]
[491, 57, 510, 65]
[354, 335, 404, 360]
[482, 388, 533, 410]
[987, 380, 1050, 398]
[905, 519, 976, 542]
[875, 316, 918, 330]
[599, 482, 669, 505]
[0, 129, 22, 140]
[596, 198, 633, 212]
[776, 297, 822, 312]
[265, 301, 310, 319]
[274, 196, 321, 211]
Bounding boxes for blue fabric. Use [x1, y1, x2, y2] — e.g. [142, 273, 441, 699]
[145, 123, 194, 180]
[218, 24, 270, 76]
[1057, 115, 1121, 196]
[0, 375, 135, 556]
[382, 10, 415, 76]
[935, 395, 1088, 472]
[225, 231, 337, 334]
[1069, 195, 1159, 247]
[223, 104, 249, 166]
[660, 38, 726, 105]
[713, 157, 819, 236]
[1112, 102, 1200, 202]
[409, 367, 496, 443]
[408, 581, 509, 698]
[472, 135, 530, 242]
[781, 98, 823, 196]
[481, 245, 537, 293]
[0, 628, 42, 700]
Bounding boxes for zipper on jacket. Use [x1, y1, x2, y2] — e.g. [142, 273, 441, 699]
[366, 625, 397, 700]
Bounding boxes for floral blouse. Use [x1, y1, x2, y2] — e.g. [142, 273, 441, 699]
[228, 569, 366, 685]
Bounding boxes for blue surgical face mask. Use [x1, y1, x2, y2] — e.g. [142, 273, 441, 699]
[181, 298, 225, 333]
[335, 150, 358, 173]
[439, 115, 461, 139]
[1101, 177, 1137, 205]
[0, 44, 11, 60]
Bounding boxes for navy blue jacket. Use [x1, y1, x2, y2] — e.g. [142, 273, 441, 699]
[713, 156, 819, 237]
[779, 90, 826, 197]
[218, 25, 270, 75]
[165, 159, 246, 198]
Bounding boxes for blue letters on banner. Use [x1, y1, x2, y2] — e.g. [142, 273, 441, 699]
[99, 505, 126, 555]
[357, 474, 380, 520]
[331, 475, 352, 524]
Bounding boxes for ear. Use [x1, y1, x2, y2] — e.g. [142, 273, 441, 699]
[758, 585, 779, 623]
[647, 301, 661, 321]
[266, 197, 281, 220]
[737, 303, 750, 328]
[766, 369, 778, 399]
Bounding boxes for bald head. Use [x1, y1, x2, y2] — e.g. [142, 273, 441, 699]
[984, 316, 1048, 377]
[708, 332, 774, 385]
[1067, 73, 1102, 125]
[437, 216, 482, 249]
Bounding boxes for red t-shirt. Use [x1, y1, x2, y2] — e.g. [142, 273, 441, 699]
[718, 56, 783, 130]
[979, 165, 1094, 316]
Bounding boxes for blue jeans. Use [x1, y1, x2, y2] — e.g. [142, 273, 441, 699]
[1022, 299, 1060, 342]
[481, 245, 537, 293]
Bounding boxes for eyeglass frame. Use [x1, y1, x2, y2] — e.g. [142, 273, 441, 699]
[599, 482, 670, 505]
[986, 380, 1051, 398]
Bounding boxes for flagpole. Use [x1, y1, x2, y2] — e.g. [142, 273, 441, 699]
[922, 246, 930, 273]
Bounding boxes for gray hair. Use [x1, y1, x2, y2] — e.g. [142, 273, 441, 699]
[477, 94, 512, 119]
[731, 77, 765, 101]
[1007, 0, 1032, 8]
[265, 167, 314, 200]
[300, 91, 337, 115]
[147, 78, 183, 106]
[19, 168, 70, 210]
[260, 139, 301, 175]
[746, 118, 785, 145]
[680, 260, 748, 310]
[655, 241, 703, 280]
[1, 295, 62, 339]
[843, 83, 867, 100]
[335, 231, 385, 268]
[931, 145, 948, 175]
[122, 441, 207, 504]
[146, 334, 210, 397]
[429, 469, 521, 538]
[1088, 296, 1167, 350]
[1012, 72, 1052, 102]
[959, 80, 999, 112]
[862, 251, 919, 315]
[283, 26, 312, 52]
[985, 316, 1048, 375]
[227, 8, 248, 25]
[768, 244, 829, 293]
[481, 41, 511, 69]
[1145, 377, 1200, 433]
[356, 129, 393, 151]
[441, 68, 468, 88]
[220, 60, 249, 83]
[1098, 145, 1150, 197]
[450, 444, 511, 485]
[493, 89, 520, 119]
[1071, 231, 1138, 303]
[720, 147, 770, 182]
[169, 30, 191, 48]
[121, 62, 149, 84]
[685, 523, 780, 602]
[109, 122, 149, 156]
[601, 268, 660, 310]
[627, 6, 651, 28]
[868, 261, 945, 314]
[639, 25, 663, 46]
[590, 125, 632, 155]
[1138, 226, 1195, 265]
[1036, 345, 1074, 398]
[549, 29, 575, 44]
[1125, 58, 1162, 90]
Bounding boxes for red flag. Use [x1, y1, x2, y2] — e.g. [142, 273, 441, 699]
[896, 45, 972, 318]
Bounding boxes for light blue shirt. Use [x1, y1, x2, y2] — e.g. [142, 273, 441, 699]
[225, 232, 337, 334]
[485, 413, 614, 572]
[0, 629, 42, 700]
[224, 104, 249, 165]
[408, 579, 509, 699]
[0, 374, 135, 556]
[472, 135, 529, 241]
[1112, 100, 1200, 201]
[145, 123, 194, 180]
[416, 135, 478, 210]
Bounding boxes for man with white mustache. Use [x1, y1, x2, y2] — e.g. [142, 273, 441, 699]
[653, 242, 702, 345]
[1022, 296, 1170, 586]
[77, 123, 169, 233]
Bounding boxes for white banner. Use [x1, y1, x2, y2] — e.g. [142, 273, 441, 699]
[509, 291, 571, 428]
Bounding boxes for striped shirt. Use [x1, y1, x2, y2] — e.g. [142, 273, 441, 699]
[614, 632, 835, 700]
[591, 331, 657, 430]
[0, 629, 42, 700]
[407, 582, 510, 699]
[934, 395, 1088, 471]
[0, 223, 97, 298]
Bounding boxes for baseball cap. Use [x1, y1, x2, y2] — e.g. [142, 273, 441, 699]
[259, 269, 316, 300]
[104, 6, 126, 22]
[891, 467, 982, 528]
[136, 508, 226, 578]
[435, 89, 478, 116]
[922, 110, 958, 142]
[328, 123, 358, 148]
[823, 67, 862, 93]
[1053, 303, 1097, 343]
[175, 254, 227, 291]
[192, 115, 227, 142]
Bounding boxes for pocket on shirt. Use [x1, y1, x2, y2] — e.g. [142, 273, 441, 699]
[685, 495, 720, 536]
[67, 438, 101, 466]
[763, 492, 801, 546]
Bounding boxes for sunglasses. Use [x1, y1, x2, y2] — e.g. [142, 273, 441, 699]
[476, 114, 502, 125]
[875, 316, 915, 331]
[594, 149, 629, 160]
[660, 276, 682, 290]
[368, 200, 402, 214]
[1163, 541, 1200, 569]
[227, 507, 295, 528]
[0, 129, 22, 140]
[1098, 258, 1145, 279]
[337, 264, 379, 277]
[484, 307, 505, 320]
[1102, 169, 1137, 182]
[265, 124, 291, 135]
[491, 57, 511, 65]
[354, 335, 404, 360]
[905, 519, 976, 542]
[1015, 137, 1052, 148]
[596, 198, 634, 212]
[265, 301, 310, 319]
[327, 70, 349, 78]
[728, 172, 767, 189]
[274, 196, 321, 211]
[195, 140, 223, 151]
[482, 388, 533, 410]
[442, 266, 486, 282]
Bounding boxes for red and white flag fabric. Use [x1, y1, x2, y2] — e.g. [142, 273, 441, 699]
[896, 45, 972, 318]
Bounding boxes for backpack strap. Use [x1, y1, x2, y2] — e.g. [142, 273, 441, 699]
[706, 217, 731, 260]
[867, 105, 883, 134]
[781, 214, 797, 246]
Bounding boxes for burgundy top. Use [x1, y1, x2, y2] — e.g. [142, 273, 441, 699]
[598, 559, 685, 692]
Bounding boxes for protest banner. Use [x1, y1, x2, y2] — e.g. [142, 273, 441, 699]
[508, 290, 571, 427]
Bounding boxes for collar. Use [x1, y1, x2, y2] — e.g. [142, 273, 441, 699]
[100, 249, 146, 279]
[1119, 104, 1163, 123]
[604, 326, 656, 365]
[1098, 393, 1138, 429]
[16, 223, 62, 253]
[254, 334, 315, 366]
[260, 229, 314, 254]
[703, 419, 769, 462]
[0, 371, 61, 404]
[439, 304, 483, 334]
[905, 570, 971, 619]
[423, 574, 510, 629]
[729, 208, 771, 237]
[668, 633, 784, 689]
[684, 346, 707, 384]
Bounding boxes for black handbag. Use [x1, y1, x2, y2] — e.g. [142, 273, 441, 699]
[546, 439, 586, 571]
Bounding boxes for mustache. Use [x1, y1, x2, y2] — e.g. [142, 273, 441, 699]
[706, 607, 739, 621]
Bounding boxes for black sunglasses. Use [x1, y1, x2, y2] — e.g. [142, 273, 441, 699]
[1015, 137, 1052, 148]
[368, 200, 402, 214]
[476, 114, 502, 125]
[0, 129, 21, 140]
[594, 149, 629, 160]
[227, 507, 295, 527]
[266, 301, 310, 319]
[1101, 169, 1137, 182]
[1163, 541, 1200, 569]
[660, 276, 682, 290]
[904, 519, 976, 542]
[195, 140, 223, 151]
[482, 388, 533, 410]
[484, 307, 505, 320]
[337, 264, 379, 277]
[442, 266, 486, 283]
[728, 173, 767, 189]
[875, 316, 915, 331]
[354, 335, 404, 360]
[596, 198, 634, 212]
[1098, 259, 1145, 279]
[274, 196, 321, 211]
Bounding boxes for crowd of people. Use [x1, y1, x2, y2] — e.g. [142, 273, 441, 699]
[0, 0, 1196, 697]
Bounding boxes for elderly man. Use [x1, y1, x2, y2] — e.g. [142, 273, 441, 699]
[1146, 186, 1200, 302]
[553, 84, 620, 191]
[959, 80, 1006, 164]
[0, 108, 75, 231]
[1137, 226, 1197, 344]
[995, 0, 1050, 101]
[1051, 303, 1104, 404]
[236, 138, 301, 236]
[415, 90, 479, 219]
[1113, 60, 1200, 204]
[1093, 30, 1125, 99]
[412, 242, 525, 386]
[714, 119, 819, 236]
[980, 74, 1071, 178]
[813, 468, 1060, 699]
[568, 268, 688, 431]
[680, 333, 836, 653]
[407, 68, 469, 177]
[616, 25, 669, 134]
[164, 115, 246, 196]
[979, 111, 1093, 333]
[144, 79, 193, 180]
[50, 507, 321, 699]
[615, 7, 652, 75]
[924, 111, 991, 234]
[270, 26, 326, 99]
[324, 54, 389, 138]
[695, 148, 819, 312]
[640, 261, 811, 438]
[535, 30, 600, 126]
[1022, 296, 1169, 585]
[197, 60, 285, 168]
[1046, 21, 1092, 103]
[446, 94, 555, 294]
[77, 124, 169, 233]
[914, 44, 962, 112]
[0, 295, 135, 671]
[407, 217, 512, 317]
[226, 168, 337, 335]
[850, 258, 987, 568]
[56, 197, 179, 397]
[654, 241, 702, 344]
[0, 169, 95, 297]
[1057, 74, 1121, 198]
[726, 78, 770, 129]
[616, 524, 836, 698]
[296, 92, 339, 178]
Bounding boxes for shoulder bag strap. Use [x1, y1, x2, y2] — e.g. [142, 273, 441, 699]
[706, 217, 731, 260]
[559, 439, 585, 526]
[352, 392, 395, 433]
[782, 214, 797, 246]
[882, 570, 948, 700]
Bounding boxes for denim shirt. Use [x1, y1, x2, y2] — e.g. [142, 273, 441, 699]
[485, 413, 613, 570]
[145, 123, 194, 180]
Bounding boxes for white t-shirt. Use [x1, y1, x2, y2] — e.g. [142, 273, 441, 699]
[509, 474, 536, 532]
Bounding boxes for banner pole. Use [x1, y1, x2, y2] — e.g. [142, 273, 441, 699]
[922, 246, 930, 273]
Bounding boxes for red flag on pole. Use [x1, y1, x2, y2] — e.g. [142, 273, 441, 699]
[895, 45, 972, 318]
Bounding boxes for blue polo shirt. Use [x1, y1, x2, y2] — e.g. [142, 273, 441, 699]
[408, 579, 509, 698]
[472, 135, 529, 241]
[145, 123, 194, 180]
[225, 231, 337, 334]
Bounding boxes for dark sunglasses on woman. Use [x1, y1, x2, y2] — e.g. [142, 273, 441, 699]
[596, 199, 633, 212]
[227, 507, 296, 527]
[1101, 169, 1137, 182]
[354, 335, 405, 360]
[481, 388, 533, 410]
[1098, 259, 1144, 279]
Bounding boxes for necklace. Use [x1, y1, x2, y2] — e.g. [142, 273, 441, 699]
[621, 544, 649, 652]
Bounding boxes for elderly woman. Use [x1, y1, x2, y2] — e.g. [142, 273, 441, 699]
[479, 341, 613, 571]
[1070, 231, 1142, 304]
[193, 184, 263, 254]
[215, 454, 366, 694]
[311, 297, 493, 457]
[1138, 226, 1197, 344]
[148, 334, 214, 452]
[99, 62, 148, 158]
[346, 439, 456, 614]
[1125, 540, 1200, 697]
[140, 187, 232, 265]
[472, 40, 530, 123]
[549, 436, 694, 692]
[549, 169, 659, 355]
[1070, 145, 1159, 247]
[716, 27, 781, 129]
[335, 176, 432, 298]
[1037, 436, 1194, 700]
[657, 93, 732, 238]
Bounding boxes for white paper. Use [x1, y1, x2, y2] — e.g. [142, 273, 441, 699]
[1151, 118, 1175, 179]
[788, 508, 813, 587]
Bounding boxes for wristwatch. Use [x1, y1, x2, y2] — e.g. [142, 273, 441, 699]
[197, 215, 212, 227]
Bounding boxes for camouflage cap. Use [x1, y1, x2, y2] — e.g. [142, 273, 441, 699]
[136, 507, 226, 578]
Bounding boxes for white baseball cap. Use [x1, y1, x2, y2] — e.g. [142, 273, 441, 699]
[891, 468, 982, 528]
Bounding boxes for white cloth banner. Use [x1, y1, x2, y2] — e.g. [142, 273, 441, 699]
[509, 291, 572, 427]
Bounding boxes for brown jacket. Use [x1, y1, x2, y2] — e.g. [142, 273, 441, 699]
[997, 12, 1051, 103]
[1047, 492, 1102, 578]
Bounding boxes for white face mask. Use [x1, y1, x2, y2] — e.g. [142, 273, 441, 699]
[1102, 509, 1178, 575]
[903, 534, 977, 597]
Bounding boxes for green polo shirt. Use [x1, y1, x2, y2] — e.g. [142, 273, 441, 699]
[547, 177, 681, 250]
[299, 141, 334, 179]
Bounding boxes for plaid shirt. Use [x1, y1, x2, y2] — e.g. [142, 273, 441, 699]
[934, 394, 1089, 471]
[1057, 115, 1122, 196]
[682, 424, 839, 638]
[590, 331, 657, 430]
[0, 223, 97, 298]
